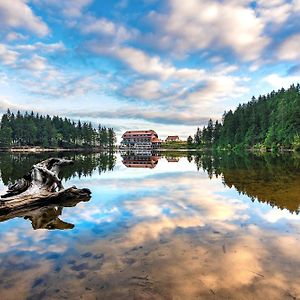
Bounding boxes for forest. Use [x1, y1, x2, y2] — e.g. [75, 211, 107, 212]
[191, 84, 300, 151]
[0, 110, 116, 149]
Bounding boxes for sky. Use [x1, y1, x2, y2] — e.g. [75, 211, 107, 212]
[0, 0, 300, 140]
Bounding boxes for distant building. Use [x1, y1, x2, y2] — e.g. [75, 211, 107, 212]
[165, 135, 180, 142]
[120, 130, 162, 149]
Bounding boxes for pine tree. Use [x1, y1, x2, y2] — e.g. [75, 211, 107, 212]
[0, 110, 116, 149]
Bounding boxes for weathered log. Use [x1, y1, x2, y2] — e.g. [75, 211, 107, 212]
[0, 158, 91, 214]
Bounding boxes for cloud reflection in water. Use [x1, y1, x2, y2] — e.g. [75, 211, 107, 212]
[0, 153, 299, 299]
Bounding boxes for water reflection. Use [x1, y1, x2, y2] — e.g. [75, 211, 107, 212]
[0, 196, 91, 230]
[0, 151, 116, 184]
[121, 151, 161, 169]
[118, 151, 300, 213]
[165, 156, 180, 162]
[0, 151, 299, 299]
[193, 152, 300, 213]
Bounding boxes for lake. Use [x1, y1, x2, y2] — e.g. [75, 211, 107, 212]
[0, 151, 299, 300]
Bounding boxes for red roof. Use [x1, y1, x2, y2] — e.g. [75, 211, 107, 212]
[122, 130, 158, 138]
[166, 135, 180, 141]
[151, 138, 162, 143]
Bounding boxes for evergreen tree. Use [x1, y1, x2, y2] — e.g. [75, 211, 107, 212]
[194, 127, 202, 145]
[0, 127, 12, 147]
[108, 128, 116, 149]
[193, 84, 300, 151]
[0, 110, 116, 149]
[187, 135, 193, 146]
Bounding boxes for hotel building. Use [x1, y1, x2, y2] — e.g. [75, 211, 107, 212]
[120, 130, 162, 150]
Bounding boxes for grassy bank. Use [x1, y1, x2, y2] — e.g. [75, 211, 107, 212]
[160, 141, 300, 153]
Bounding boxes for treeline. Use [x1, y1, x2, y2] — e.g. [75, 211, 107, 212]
[0, 110, 116, 148]
[190, 84, 300, 151]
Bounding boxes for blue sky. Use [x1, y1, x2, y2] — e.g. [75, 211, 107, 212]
[0, 0, 300, 139]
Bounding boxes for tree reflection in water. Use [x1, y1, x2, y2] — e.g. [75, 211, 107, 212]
[0, 151, 116, 185]
[0, 151, 299, 299]
[192, 151, 300, 213]
[121, 150, 300, 213]
[0, 151, 299, 231]
[0, 151, 115, 229]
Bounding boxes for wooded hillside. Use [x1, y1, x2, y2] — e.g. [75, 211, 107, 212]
[0, 110, 116, 149]
[192, 84, 300, 150]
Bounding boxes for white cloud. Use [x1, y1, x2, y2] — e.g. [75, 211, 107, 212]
[0, 97, 26, 111]
[148, 0, 269, 60]
[0, 44, 19, 66]
[0, 43, 60, 78]
[88, 44, 177, 80]
[88, 44, 207, 82]
[294, 0, 300, 11]
[23, 74, 101, 98]
[15, 41, 66, 53]
[124, 80, 163, 100]
[0, 0, 49, 36]
[87, 40, 249, 122]
[5, 32, 28, 42]
[121, 66, 245, 111]
[62, 0, 92, 17]
[263, 73, 300, 89]
[33, 0, 93, 18]
[256, 0, 292, 25]
[81, 17, 136, 43]
[20, 54, 48, 72]
[277, 34, 300, 60]
[69, 107, 209, 125]
[185, 75, 248, 108]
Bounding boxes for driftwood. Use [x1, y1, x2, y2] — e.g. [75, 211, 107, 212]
[0, 158, 91, 214]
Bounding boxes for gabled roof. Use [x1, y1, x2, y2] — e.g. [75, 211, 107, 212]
[166, 135, 180, 140]
[122, 130, 158, 138]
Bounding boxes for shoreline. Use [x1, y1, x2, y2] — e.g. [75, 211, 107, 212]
[0, 147, 297, 154]
[0, 147, 112, 153]
[120, 147, 298, 153]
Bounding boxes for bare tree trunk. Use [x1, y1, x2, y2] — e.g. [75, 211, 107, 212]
[0, 158, 91, 213]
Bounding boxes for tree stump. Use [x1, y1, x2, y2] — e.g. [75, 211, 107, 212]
[0, 158, 91, 214]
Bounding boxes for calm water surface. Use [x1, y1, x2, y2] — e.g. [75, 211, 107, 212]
[0, 151, 299, 300]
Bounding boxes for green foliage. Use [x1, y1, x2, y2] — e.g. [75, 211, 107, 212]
[292, 135, 300, 151]
[0, 109, 116, 149]
[0, 126, 13, 147]
[163, 141, 188, 149]
[187, 135, 193, 146]
[193, 84, 300, 151]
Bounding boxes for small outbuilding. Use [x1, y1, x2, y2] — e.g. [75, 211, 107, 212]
[165, 135, 180, 142]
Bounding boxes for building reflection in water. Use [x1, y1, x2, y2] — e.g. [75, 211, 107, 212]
[165, 156, 180, 163]
[121, 151, 162, 169]
[0, 151, 299, 299]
